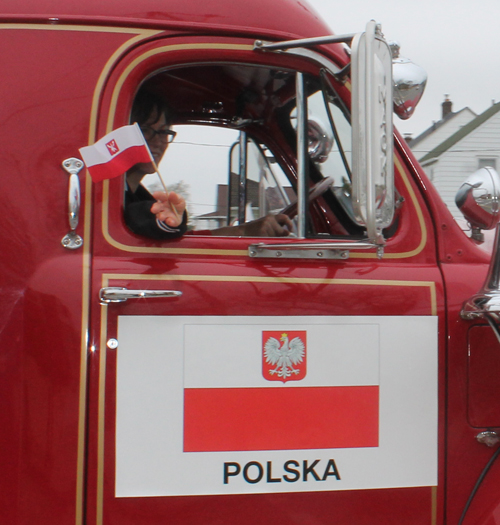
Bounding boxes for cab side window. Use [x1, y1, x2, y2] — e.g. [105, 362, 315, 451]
[125, 63, 364, 240]
[141, 126, 294, 233]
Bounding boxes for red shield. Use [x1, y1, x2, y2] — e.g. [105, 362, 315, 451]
[106, 139, 119, 155]
[262, 330, 307, 383]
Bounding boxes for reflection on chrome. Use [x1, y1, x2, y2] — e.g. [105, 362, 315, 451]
[390, 41, 427, 120]
[456, 167, 500, 242]
[307, 118, 333, 163]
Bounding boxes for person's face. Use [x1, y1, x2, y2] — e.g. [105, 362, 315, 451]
[140, 110, 170, 165]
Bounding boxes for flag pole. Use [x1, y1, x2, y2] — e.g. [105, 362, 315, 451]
[150, 158, 181, 224]
[136, 122, 181, 224]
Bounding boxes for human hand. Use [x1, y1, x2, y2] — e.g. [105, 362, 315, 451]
[241, 213, 293, 237]
[214, 213, 293, 237]
[150, 191, 186, 227]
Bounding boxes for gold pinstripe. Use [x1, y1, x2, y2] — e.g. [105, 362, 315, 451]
[97, 273, 439, 524]
[103, 273, 438, 315]
[0, 23, 438, 525]
[97, 43, 429, 258]
[0, 22, 163, 525]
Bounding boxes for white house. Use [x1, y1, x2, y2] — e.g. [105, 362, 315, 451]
[414, 101, 500, 220]
[409, 97, 476, 161]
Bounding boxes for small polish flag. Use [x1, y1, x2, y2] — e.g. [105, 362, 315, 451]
[79, 123, 153, 182]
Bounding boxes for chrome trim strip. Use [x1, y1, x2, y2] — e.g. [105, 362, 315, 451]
[296, 72, 307, 238]
[249, 239, 376, 259]
[254, 34, 355, 51]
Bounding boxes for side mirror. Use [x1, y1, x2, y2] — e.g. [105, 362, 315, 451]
[455, 167, 500, 242]
[351, 20, 394, 247]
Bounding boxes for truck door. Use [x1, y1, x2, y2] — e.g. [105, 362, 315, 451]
[87, 36, 445, 524]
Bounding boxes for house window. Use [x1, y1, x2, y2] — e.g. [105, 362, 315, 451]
[478, 158, 497, 170]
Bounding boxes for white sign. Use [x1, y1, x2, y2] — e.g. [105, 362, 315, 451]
[115, 316, 437, 497]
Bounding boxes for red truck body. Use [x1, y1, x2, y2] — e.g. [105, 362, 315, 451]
[1, 1, 499, 524]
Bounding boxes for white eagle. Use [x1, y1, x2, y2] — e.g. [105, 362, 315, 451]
[264, 333, 305, 379]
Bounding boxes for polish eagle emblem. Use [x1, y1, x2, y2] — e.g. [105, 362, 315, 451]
[263, 331, 306, 383]
[105, 138, 119, 155]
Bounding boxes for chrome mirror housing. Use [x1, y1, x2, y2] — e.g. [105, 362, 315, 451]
[390, 41, 427, 120]
[351, 21, 394, 248]
[455, 167, 500, 242]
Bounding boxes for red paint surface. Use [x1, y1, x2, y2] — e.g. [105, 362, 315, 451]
[468, 325, 500, 427]
[4, 0, 497, 521]
[184, 386, 379, 451]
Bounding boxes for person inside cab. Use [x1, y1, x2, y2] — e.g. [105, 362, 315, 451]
[124, 90, 188, 239]
[124, 88, 293, 239]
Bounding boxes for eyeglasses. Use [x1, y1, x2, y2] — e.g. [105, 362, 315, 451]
[140, 126, 177, 143]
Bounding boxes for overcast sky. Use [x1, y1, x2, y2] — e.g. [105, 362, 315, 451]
[306, 0, 500, 139]
[160, 2, 500, 215]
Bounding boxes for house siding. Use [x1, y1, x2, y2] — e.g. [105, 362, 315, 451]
[409, 109, 476, 161]
[422, 110, 500, 219]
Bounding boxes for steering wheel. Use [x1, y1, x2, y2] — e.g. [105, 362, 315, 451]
[280, 177, 334, 218]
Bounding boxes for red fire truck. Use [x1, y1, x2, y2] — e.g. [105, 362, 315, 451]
[2, 1, 500, 524]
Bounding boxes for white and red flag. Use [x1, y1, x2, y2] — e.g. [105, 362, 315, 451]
[79, 123, 152, 182]
[183, 326, 379, 452]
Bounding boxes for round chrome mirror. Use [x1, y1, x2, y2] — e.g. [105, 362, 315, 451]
[389, 41, 427, 120]
[456, 167, 500, 240]
[307, 118, 333, 163]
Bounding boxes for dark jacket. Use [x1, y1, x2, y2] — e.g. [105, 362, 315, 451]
[124, 184, 187, 239]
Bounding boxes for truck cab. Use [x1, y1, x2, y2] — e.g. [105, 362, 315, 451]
[1, 1, 499, 524]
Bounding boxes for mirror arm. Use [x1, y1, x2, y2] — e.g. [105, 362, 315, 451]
[331, 63, 351, 84]
[254, 34, 355, 52]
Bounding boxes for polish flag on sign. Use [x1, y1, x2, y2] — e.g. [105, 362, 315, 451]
[183, 325, 380, 453]
[78, 123, 153, 182]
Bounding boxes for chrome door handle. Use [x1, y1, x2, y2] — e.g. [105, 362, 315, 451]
[99, 287, 182, 304]
[61, 157, 84, 249]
